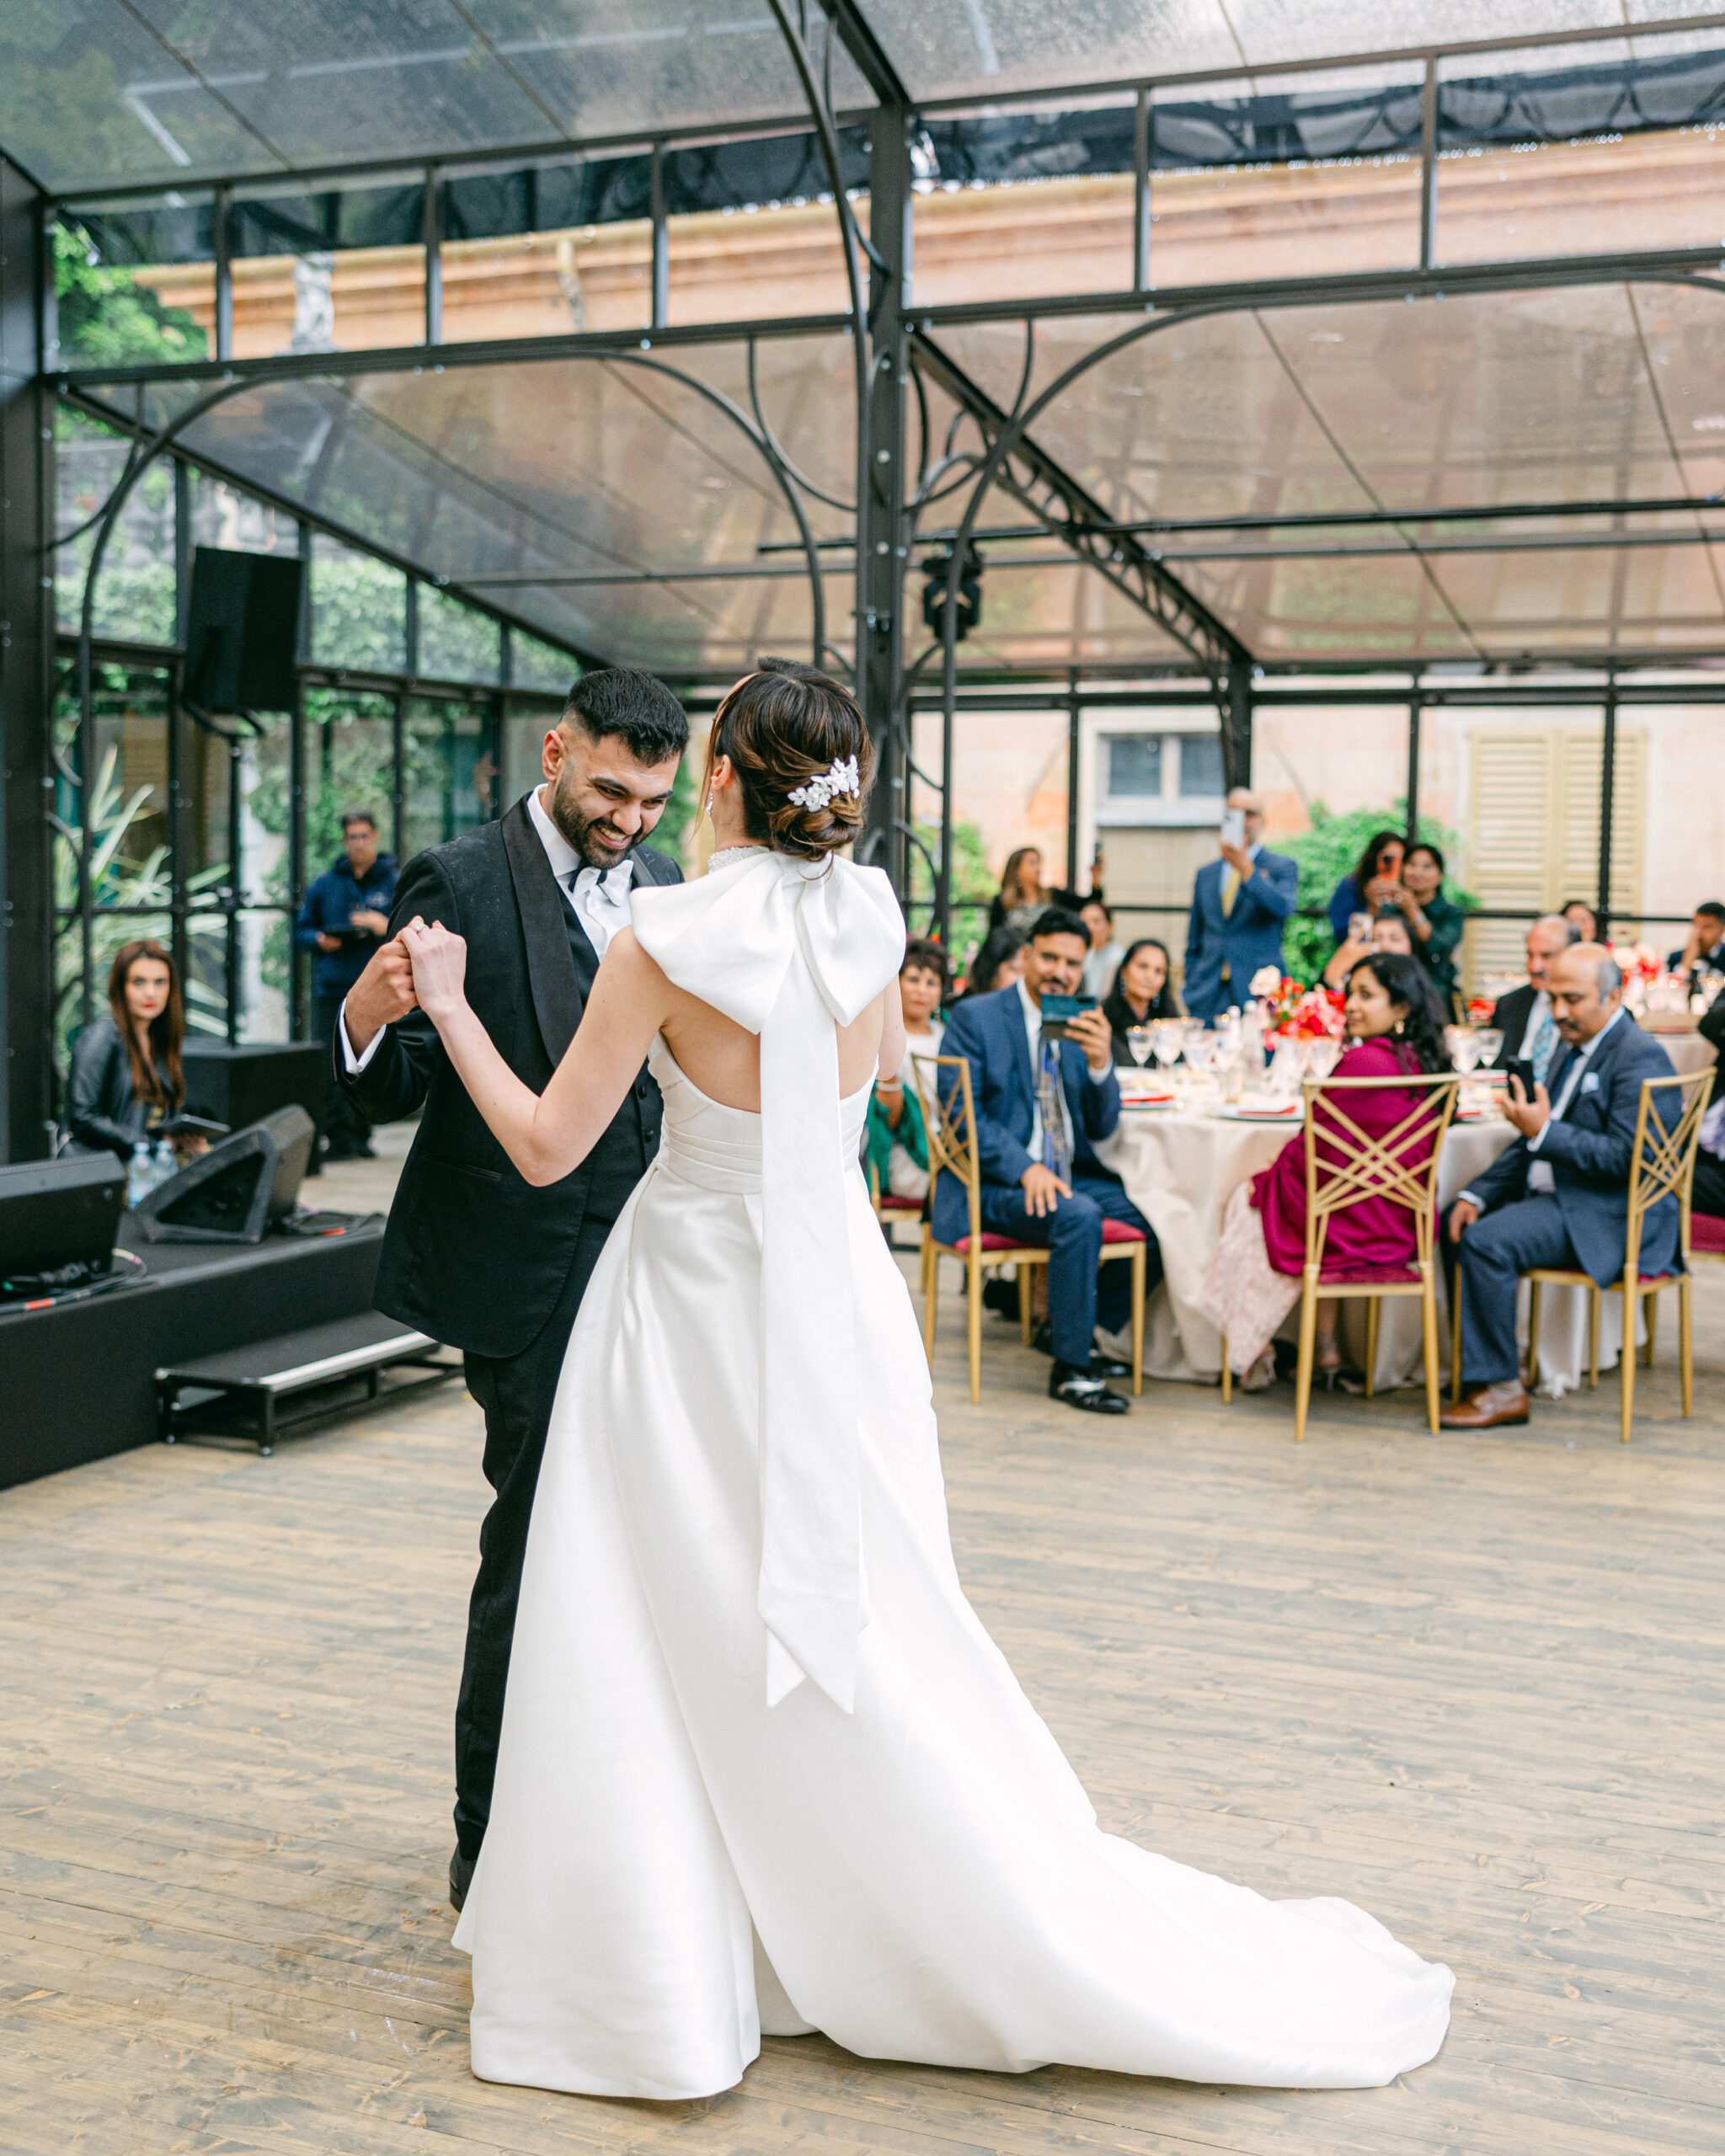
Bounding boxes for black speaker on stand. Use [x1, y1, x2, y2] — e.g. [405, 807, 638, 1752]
[183, 547, 304, 714]
[132, 1107, 316, 1245]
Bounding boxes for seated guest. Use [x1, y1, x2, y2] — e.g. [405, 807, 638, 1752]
[1398, 842, 1465, 1015]
[987, 846, 1048, 934]
[1669, 899, 1725, 985]
[1103, 937, 1183, 1062]
[1204, 953, 1450, 1391]
[1442, 945, 1679, 1430]
[1183, 787, 1299, 1022]
[1562, 899, 1598, 943]
[866, 938, 948, 1203]
[962, 923, 1027, 999]
[1487, 914, 1581, 1081]
[1327, 829, 1405, 943]
[1079, 898, 1124, 998]
[1322, 910, 1414, 989]
[65, 938, 187, 1161]
[937, 909, 1163, 1414]
[1694, 988, 1725, 1220]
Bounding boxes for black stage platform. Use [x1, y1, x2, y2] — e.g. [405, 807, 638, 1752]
[0, 1214, 387, 1490]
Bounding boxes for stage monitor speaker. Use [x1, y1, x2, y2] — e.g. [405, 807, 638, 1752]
[0, 1153, 126, 1293]
[133, 1106, 316, 1245]
[184, 546, 304, 713]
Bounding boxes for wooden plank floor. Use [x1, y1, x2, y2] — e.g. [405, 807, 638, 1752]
[5, 1253, 1724, 2155]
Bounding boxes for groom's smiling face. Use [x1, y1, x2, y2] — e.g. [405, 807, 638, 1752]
[542, 721, 681, 870]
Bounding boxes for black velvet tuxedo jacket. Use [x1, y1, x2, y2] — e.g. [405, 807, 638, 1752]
[335, 795, 682, 1358]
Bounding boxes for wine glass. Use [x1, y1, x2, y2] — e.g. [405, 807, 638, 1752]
[1125, 1024, 1153, 1068]
[1306, 1035, 1343, 1080]
[1472, 1027, 1503, 1070]
[1445, 1025, 1477, 1075]
[1151, 1022, 1183, 1075]
[1183, 1029, 1217, 1075]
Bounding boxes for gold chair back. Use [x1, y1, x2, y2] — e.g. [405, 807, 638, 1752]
[1632, 1069, 1712, 1275]
[1299, 1070, 1461, 1276]
[911, 1054, 981, 1250]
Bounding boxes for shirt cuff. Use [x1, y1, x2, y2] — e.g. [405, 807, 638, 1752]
[1456, 1188, 1483, 1210]
[1087, 1063, 1111, 1086]
[1526, 1118, 1551, 1152]
[339, 997, 385, 1075]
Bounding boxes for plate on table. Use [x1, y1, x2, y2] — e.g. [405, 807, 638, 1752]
[1120, 1093, 1177, 1111]
[1214, 1100, 1301, 1121]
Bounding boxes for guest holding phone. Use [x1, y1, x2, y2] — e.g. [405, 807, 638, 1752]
[1183, 787, 1299, 1022]
[296, 808, 398, 1161]
[65, 938, 191, 1161]
[1327, 829, 1407, 944]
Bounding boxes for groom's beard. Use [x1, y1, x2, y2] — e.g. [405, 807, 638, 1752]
[544, 775, 646, 871]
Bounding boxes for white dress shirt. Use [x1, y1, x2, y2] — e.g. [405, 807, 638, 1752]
[1017, 979, 1106, 1167]
[339, 786, 634, 1073]
[1461, 1004, 1624, 1206]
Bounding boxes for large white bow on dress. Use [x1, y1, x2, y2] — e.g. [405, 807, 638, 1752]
[631, 850, 905, 1712]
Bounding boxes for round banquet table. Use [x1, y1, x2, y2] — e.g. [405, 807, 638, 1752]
[1094, 1099, 1638, 1396]
[1645, 1027, 1717, 1079]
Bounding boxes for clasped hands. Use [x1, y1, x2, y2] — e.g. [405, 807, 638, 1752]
[343, 916, 468, 1052]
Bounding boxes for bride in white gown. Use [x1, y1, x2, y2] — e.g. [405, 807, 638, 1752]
[399, 661, 1452, 2102]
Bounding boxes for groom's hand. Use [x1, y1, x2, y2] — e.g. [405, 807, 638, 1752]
[344, 933, 419, 1057]
[1021, 1164, 1070, 1216]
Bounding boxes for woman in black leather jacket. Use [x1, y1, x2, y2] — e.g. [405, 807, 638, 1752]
[65, 939, 186, 1161]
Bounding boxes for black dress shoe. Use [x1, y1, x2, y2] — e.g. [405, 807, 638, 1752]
[449, 1847, 474, 1912]
[1049, 1361, 1129, 1414]
[1033, 1321, 1128, 1380]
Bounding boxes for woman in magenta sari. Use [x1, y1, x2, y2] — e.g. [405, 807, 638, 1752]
[1204, 953, 1451, 1391]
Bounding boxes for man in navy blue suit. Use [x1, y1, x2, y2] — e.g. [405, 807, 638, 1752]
[937, 909, 1162, 1413]
[1442, 943, 1678, 1430]
[1183, 787, 1300, 1022]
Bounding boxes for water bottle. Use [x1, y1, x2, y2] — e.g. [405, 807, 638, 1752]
[127, 1139, 153, 1209]
[152, 1136, 178, 1191]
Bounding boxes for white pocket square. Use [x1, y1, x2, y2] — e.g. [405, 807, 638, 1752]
[1581, 1072, 1601, 1094]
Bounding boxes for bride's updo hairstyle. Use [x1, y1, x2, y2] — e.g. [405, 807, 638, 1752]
[707, 656, 874, 862]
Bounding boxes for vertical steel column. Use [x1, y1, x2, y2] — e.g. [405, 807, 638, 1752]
[1132, 89, 1152, 293]
[857, 99, 912, 904]
[0, 160, 56, 1157]
[1220, 657, 1253, 793]
[225, 729, 242, 1043]
[1419, 57, 1439, 270]
[1597, 670, 1618, 942]
[649, 144, 670, 331]
[1404, 676, 1423, 839]
[289, 518, 311, 1037]
[422, 166, 442, 347]
[393, 691, 407, 865]
[213, 184, 233, 361]
[403, 576, 419, 680]
[1065, 665, 1081, 893]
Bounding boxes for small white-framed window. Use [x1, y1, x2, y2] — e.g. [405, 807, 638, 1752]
[1097, 727, 1225, 825]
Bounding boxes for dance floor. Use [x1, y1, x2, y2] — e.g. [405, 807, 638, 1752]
[4, 1253, 1724, 2154]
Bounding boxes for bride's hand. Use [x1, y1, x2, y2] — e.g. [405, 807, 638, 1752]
[399, 915, 469, 1023]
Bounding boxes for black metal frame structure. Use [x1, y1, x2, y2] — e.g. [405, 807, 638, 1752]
[7, 8, 1725, 1156]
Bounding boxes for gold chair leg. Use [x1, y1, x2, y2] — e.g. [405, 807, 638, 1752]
[1019, 1263, 1033, 1346]
[1365, 1297, 1379, 1399]
[1618, 1294, 1636, 1442]
[1589, 1286, 1599, 1390]
[1526, 1278, 1541, 1389]
[1130, 1245, 1145, 1396]
[1450, 1266, 1465, 1406]
[1643, 1290, 1658, 1368]
[922, 1245, 938, 1364]
[1420, 1269, 1440, 1437]
[1680, 1278, 1694, 1418]
[1220, 1332, 1231, 1403]
[1294, 1276, 1318, 1443]
[967, 1252, 982, 1406]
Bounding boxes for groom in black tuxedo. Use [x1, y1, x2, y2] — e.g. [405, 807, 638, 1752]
[335, 667, 688, 1909]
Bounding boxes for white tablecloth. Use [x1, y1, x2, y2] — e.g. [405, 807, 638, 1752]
[1097, 1104, 1635, 1396]
[1648, 1028, 1717, 1079]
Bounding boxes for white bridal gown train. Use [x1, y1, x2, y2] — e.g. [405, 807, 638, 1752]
[451, 849, 1452, 2099]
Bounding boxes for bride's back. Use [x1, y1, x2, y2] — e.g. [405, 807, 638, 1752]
[657, 976, 887, 1112]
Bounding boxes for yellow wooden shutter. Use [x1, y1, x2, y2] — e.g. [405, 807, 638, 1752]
[1466, 730, 1552, 986]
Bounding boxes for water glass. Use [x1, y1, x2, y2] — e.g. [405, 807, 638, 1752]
[1472, 1028, 1503, 1069]
[1183, 1029, 1217, 1075]
[1306, 1035, 1343, 1080]
[1151, 1023, 1183, 1074]
[1126, 1025, 1153, 1068]
[1445, 1025, 1478, 1075]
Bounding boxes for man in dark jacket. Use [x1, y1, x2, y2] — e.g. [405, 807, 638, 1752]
[334, 667, 687, 1913]
[296, 810, 398, 1160]
[1443, 944, 1678, 1430]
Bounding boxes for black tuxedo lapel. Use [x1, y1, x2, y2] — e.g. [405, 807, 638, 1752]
[501, 798, 584, 1066]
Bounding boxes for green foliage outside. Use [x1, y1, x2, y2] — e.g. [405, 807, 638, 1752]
[651, 750, 702, 867]
[313, 547, 407, 672]
[906, 818, 995, 961]
[1279, 801, 1477, 986]
[53, 219, 209, 368]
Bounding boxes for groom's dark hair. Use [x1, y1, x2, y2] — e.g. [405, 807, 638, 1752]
[563, 667, 689, 766]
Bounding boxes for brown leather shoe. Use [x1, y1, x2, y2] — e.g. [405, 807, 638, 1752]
[1440, 1380, 1530, 1430]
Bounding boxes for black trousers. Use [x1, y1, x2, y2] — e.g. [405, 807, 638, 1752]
[1695, 1144, 1725, 1220]
[311, 991, 370, 1154]
[453, 1210, 618, 1863]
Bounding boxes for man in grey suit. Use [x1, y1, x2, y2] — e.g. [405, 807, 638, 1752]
[1182, 787, 1300, 1022]
[1442, 944, 1678, 1430]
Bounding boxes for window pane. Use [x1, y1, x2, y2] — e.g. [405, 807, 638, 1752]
[54, 199, 213, 369]
[302, 689, 396, 872]
[1178, 734, 1225, 798]
[312, 536, 406, 673]
[190, 474, 302, 560]
[404, 699, 495, 861]
[230, 175, 426, 355]
[510, 632, 578, 696]
[503, 709, 550, 814]
[1108, 734, 1162, 798]
[56, 409, 177, 645]
[419, 588, 500, 685]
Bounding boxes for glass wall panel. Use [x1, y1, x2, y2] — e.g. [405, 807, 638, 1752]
[56, 410, 177, 646]
[404, 699, 496, 862]
[312, 536, 407, 674]
[229, 175, 427, 356]
[302, 689, 397, 873]
[419, 587, 501, 684]
[190, 475, 302, 560]
[1436, 35, 1725, 264]
[906, 706, 1071, 958]
[511, 632, 579, 696]
[54, 196, 213, 369]
[502, 710, 550, 816]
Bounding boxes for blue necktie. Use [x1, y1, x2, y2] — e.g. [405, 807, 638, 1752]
[1038, 1039, 1071, 1182]
[1528, 1003, 1557, 1085]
